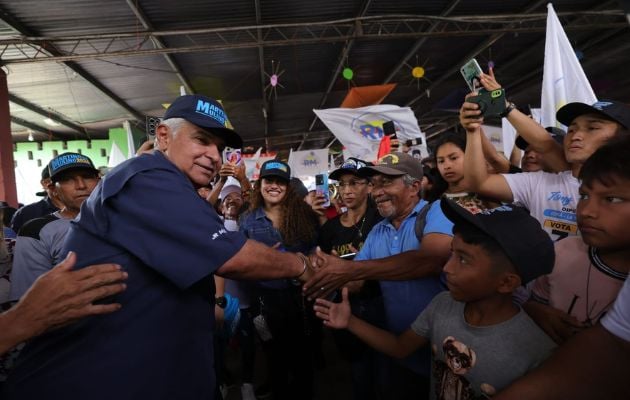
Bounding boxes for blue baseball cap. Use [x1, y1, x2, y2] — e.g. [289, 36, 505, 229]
[163, 94, 243, 148]
[259, 160, 291, 181]
[48, 152, 99, 182]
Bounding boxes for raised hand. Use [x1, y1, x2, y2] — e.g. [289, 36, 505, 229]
[313, 287, 351, 329]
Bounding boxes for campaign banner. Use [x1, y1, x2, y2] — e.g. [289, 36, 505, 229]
[314, 105, 426, 162]
[287, 148, 329, 177]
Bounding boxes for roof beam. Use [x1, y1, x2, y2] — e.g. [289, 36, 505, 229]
[0, 6, 144, 121]
[299, 0, 373, 150]
[10, 116, 70, 140]
[3, 12, 624, 65]
[382, 0, 462, 84]
[9, 93, 92, 137]
[255, 0, 270, 145]
[125, 0, 195, 95]
[404, 0, 549, 108]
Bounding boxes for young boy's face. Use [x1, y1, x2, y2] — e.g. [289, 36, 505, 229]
[577, 175, 630, 250]
[443, 233, 508, 302]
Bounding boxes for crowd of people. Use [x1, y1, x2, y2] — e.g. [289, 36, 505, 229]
[0, 67, 628, 400]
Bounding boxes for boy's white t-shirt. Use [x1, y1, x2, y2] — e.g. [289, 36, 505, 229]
[503, 170, 580, 241]
[602, 278, 630, 341]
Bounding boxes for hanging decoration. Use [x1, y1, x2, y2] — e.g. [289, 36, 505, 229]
[409, 55, 430, 90]
[342, 67, 354, 80]
[264, 60, 285, 100]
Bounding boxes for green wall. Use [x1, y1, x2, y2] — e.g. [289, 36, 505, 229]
[13, 125, 145, 204]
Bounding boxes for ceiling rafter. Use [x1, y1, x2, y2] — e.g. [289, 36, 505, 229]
[0, 6, 144, 121]
[10, 115, 70, 140]
[0, 11, 625, 65]
[254, 0, 270, 148]
[404, 0, 551, 109]
[8, 93, 97, 137]
[297, 0, 374, 151]
[125, 0, 195, 95]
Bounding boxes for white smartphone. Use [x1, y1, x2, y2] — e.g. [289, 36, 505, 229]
[460, 59, 483, 92]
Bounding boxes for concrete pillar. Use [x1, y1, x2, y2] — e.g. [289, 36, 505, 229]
[0, 69, 17, 207]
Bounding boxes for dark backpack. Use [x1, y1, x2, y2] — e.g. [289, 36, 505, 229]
[414, 201, 433, 244]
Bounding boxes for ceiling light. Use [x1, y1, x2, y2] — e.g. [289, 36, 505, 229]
[27, 130, 34, 141]
[43, 117, 60, 127]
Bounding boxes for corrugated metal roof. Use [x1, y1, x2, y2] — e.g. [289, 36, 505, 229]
[0, 0, 626, 152]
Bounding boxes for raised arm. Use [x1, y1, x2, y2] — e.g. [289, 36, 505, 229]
[479, 126, 511, 174]
[304, 232, 451, 299]
[314, 287, 428, 359]
[479, 70, 568, 172]
[460, 98, 515, 203]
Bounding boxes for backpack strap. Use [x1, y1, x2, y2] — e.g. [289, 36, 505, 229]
[414, 201, 433, 244]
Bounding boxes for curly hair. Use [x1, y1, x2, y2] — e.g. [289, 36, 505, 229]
[250, 179, 319, 247]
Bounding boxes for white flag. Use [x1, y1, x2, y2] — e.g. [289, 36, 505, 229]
[123, 120, 136, 159]
[287, 148, 329, 177]
[314, 105, 426, 162]
[108, 142, 127, 168]
[541, 3, 597, 128]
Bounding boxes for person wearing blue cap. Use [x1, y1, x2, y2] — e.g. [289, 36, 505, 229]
[2, 95, 315, 400]
[9, 152, 100, 300]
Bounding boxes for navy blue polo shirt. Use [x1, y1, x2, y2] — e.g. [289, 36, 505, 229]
[3, 151, 247, 400]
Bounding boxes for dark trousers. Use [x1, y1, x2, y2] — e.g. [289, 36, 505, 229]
[254, 287, 316, 400]
[377, 358, 431, 400]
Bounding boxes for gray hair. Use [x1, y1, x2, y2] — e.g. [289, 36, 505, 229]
[401, 174, 420, 186]
[160, 118, 187, 137]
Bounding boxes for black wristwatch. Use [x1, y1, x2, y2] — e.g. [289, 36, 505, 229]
[215, 296, 227, 309]
[500, 102, 517, 118]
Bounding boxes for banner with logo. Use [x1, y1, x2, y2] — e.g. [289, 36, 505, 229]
[287, 148, 329, 177]
[541, 3, 597, 128]
[313, 105, 426, 162]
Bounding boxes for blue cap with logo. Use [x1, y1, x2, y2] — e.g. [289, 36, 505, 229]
[259, 160, 291, 181]
[164, 94, 243, 148]
[556, 100, 630, 129]
[48, 152, 99, 182]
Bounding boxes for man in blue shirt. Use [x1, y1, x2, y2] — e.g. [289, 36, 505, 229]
[308, 152, 453, 399]
[2, 95, 314, 400]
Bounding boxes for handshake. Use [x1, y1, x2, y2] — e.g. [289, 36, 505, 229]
[293, 247, 357, 300]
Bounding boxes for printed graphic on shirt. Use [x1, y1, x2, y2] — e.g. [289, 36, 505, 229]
[543, 191, 578, 241]
[433, 336, 496, 400]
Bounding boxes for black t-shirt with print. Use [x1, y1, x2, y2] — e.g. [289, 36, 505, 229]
[318, 203, 383, 298]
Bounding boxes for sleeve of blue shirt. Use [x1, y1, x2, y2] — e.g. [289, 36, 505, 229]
[92, 167, 248, 290]
[423, 201, 454, 236]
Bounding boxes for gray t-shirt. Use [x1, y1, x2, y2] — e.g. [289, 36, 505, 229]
[10, 212, 71, 300]
[411, 292, 556, 399]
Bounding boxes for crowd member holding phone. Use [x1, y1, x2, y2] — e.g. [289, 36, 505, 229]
[2, 95, 315, 400]
[239, 160, 320, 400]
[318, 157, 384, 400]
[461, 68, 630, 241]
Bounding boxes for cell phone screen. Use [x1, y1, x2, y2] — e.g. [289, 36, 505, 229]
[382, 120, 396, 138]
[460, 59, 483, 92]
[315, 173, 330, 208]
